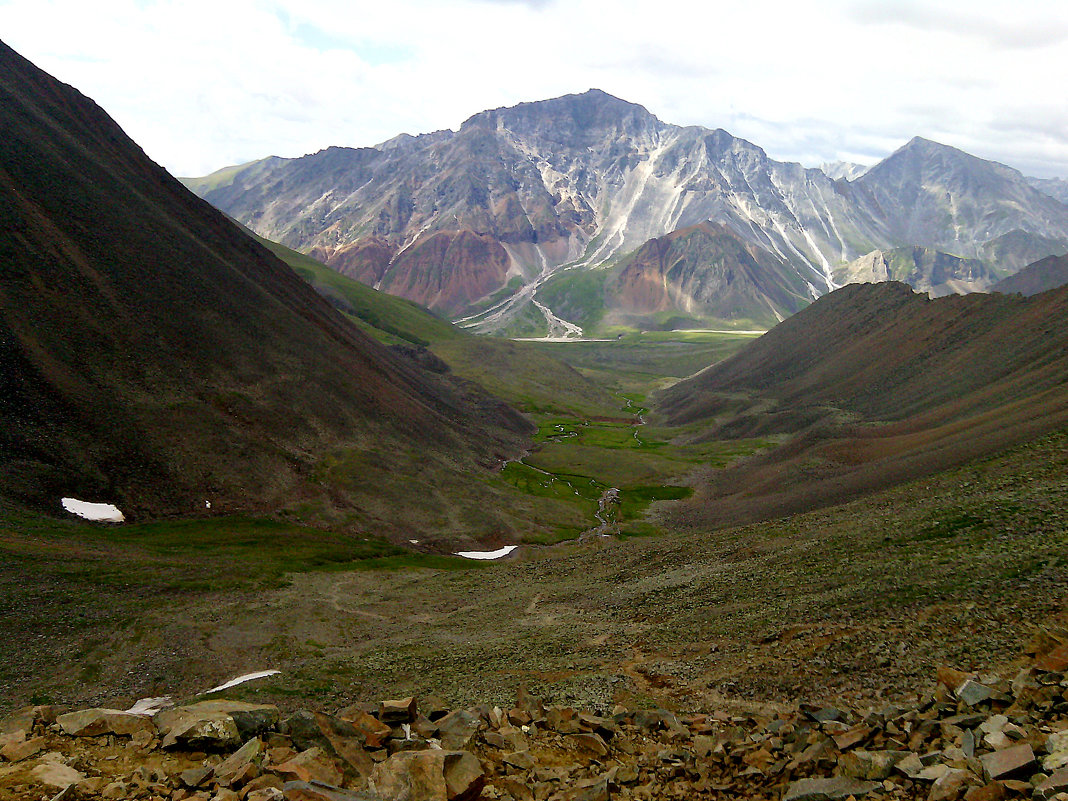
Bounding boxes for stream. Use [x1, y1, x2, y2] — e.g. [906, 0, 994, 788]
[498, 394, 649, 541]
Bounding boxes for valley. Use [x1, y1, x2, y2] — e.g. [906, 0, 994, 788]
[3, 275, 1066, 717]
[3, 34, 1068, 801]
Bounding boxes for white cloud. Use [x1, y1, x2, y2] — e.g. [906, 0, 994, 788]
[2, 0, 1066, 177]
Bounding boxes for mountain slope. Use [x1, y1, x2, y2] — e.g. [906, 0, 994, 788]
[833, 246, 995, 296]
[990, 253, 1068, 296]
[538, 222, 812, 330]
[256, 232, 624, 417]
[656, 281, 1068, 528]
[1027, 175, 1068, 205]
[0, 39, 531, 535]
[852, 138, 1068, 267]
[186, 93, 1068, 336]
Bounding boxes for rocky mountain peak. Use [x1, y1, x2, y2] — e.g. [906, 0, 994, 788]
[461, 88, 663, 147]
[866, 136, 1020, 187]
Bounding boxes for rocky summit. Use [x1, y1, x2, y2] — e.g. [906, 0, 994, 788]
[6, 628, 1068, 801]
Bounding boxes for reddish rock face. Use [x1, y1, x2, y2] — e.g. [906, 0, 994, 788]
[320, 238, 395, 286]
[380, 230, 511, 316]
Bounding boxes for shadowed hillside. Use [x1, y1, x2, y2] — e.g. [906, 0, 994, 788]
[657, 281, 1068, 528]
[0, 39, 530, 529]
[991, 253, 1068, 296]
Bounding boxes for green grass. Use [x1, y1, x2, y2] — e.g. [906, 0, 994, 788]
[617, 485, 693, 519]
[523, 331, 757, 395]
[179, 160, 263, 193]
[0, 513, 474, 595]
[500, 462, 604, 506]
[536, 269, 608, 333]
[432, 338, 622, 418]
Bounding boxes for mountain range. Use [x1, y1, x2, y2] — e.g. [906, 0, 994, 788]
[185, 90, 1068, 334]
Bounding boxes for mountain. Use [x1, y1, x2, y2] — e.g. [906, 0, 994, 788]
[819, 161, 869, 181]
[656, 281, 1068, 528]
[833, 246, 996, 297]
[0, 39, 532, 538]
[186, 92, 1068, 336]
[990, 253, 1068, 296]
[1027, 175, 1068, 205]
[850, 137, 1068, 266]
[537, 222, 812, 331]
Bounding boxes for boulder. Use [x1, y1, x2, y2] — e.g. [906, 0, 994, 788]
[31, 762, 85, 790]
[280, 711, 374, 777]
[156, 707, 241, 750]
[56, 708, 156, 738]
[370, 749, 484, 801]
[379, 697, 417, 724]
[783, 776, 876, 801]
[272, 747, 344, 786]
[153, 701, 278, 750]
[436, 709, 481, 751]
[155, 700, 279, 746]
[979, 743, 1036, 781]
[214, 737, 265, 787]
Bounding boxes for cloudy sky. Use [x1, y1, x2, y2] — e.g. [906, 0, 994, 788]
[3, 0, 1067, 178]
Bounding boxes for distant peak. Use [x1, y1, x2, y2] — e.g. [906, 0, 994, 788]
[464, 88, 652, 122]
[896, 136, 966, 157]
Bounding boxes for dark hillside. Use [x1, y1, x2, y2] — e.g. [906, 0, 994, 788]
[0, 40, 529, 524]
[991, 253, 1068, 296]
[657, 282, 1068, 527]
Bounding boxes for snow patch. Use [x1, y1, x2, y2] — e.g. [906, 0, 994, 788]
[125, 697, 173, 716]
[454, 545, 519, 560]
[61, 498, 125, 523]
[199, 670, 281, 695]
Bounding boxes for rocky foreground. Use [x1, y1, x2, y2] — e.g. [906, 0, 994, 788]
[5, 628, 1068, 801]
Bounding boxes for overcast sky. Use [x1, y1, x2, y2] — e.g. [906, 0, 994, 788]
[3, 0, 1067, 178]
